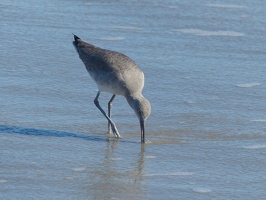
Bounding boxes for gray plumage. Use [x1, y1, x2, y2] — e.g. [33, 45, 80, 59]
[72, 35, 151, 143]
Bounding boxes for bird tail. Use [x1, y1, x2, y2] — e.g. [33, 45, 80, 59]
[72, 34, 80, 53]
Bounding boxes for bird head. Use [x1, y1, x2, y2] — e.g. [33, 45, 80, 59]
[126, 95, 151, 143]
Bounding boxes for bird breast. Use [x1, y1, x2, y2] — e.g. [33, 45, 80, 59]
[89, 70, 128, 95]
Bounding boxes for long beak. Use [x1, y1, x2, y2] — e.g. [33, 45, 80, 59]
[140, 120, 145, 143]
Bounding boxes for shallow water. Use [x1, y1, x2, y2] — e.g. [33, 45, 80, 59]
[1, 0, 266, 199]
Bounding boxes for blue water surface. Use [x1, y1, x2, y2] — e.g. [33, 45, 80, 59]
[1, 0, 266, 199]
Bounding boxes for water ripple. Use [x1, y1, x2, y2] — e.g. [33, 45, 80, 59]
[144, 172, 195, 177]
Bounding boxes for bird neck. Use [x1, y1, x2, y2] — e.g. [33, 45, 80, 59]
[125, 93, 143, 111]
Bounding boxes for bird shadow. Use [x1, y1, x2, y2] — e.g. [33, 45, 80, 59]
[0, 124, 112, 142]
[0, 124, 138, 143]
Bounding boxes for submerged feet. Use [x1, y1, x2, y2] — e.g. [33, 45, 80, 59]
[109, 122, 121, 138]
[108, 122, 121, 138]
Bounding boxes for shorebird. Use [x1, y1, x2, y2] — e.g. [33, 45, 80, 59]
[72, 35, 151, 143]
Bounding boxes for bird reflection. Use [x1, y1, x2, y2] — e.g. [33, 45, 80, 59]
[135, 144, 145, 180]
[85, 139, 147, 199]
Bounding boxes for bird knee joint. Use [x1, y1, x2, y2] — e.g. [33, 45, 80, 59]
[94, 99, 99, 106]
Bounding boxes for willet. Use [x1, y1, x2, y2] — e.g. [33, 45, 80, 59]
[72, 35, 151, 143]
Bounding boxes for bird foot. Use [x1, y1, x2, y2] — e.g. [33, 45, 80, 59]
[110, 124, 121, 138]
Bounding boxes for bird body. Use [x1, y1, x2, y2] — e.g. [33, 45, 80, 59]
[73, 35, 151, 142]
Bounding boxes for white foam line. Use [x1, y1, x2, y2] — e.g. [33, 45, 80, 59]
[236, 83, 261, 88]
[109, 157, 122, 161]
[144, 155, 156, 159]
[144, 172, 195, 177]
[72, 167, 86, 172]
[112, 26, 143, 31]
[251, 119, 266, 122]
[99, 37, 125, 41]
[0, 179, 8, 183]
[206, 4, 246, 9]
[193, 188, 212, 193]
[243, 144, 266, 150]
[174, 29, 244, 37]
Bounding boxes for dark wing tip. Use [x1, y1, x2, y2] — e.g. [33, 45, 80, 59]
[72, 34, 81, 42]
[72, 34, 81, 53]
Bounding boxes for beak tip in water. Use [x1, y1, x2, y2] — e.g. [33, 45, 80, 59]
[140, 120, 145, 143]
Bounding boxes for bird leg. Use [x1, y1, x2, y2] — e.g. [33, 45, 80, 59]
[94, 92, 120, 138]
[108, 95, 116, 134]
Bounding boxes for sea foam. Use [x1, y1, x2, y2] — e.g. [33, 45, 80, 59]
[174, 29, 244, 37]
[99, 37, 125, 41]
[243, 144, 266, 150]
[236, 83, 261, 88]
[251, 119, 266, 123]
[72, 167, 86, 172]
[144, 172, 195, 177]
[0, 179, 8, 183]
[206, 4, 246, 9]
[111, 26, 143, 31]
[193, 188, 212, 193]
